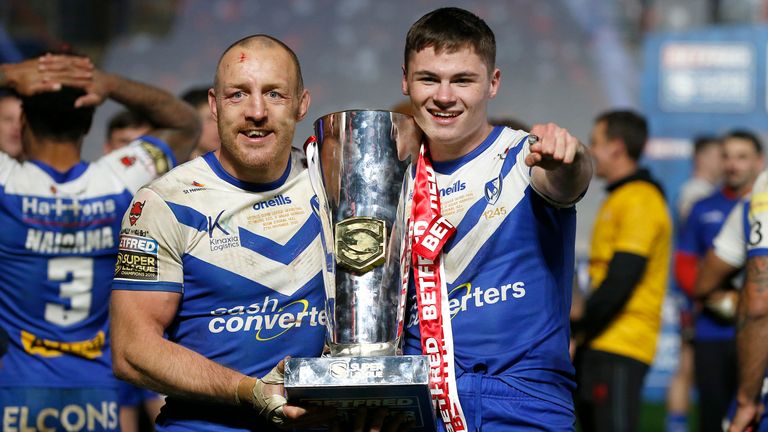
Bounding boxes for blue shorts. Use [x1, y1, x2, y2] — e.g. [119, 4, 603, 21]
[436, 373, 575, 431]
[0, 387, 119, 431]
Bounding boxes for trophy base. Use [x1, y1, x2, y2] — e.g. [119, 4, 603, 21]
[285, 355, 436, 432]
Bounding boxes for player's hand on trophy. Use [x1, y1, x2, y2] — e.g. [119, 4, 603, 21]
[2, 53, 94, 97]
[236, 357, 336, 428]
[525, 122, 583, 171]
[330, 406, 413, 432]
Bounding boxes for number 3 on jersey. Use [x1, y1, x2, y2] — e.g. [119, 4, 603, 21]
[751, 220, 763, 246]
[45, 257, 93, 326]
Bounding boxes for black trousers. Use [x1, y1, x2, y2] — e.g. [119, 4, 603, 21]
[694, 339, 737, 432]
[575, 348, 649, 432]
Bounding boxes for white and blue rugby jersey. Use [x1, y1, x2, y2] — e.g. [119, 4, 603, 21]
[745, 172, 768, 258]
[403, 126, 578, 410]
[712, 171, 768, 267]
[0, 137, 175, 388]
[112, 151, 326, 431]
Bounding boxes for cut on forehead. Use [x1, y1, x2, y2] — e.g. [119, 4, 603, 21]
[214, 34, 304, 91]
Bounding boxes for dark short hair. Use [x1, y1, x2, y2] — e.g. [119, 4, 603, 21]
[594, 110, 648, 161]
[0, 89, 19, 103]
[21, 86, 94, 142]
[404, 7, 496, 74]
[181, 86, 210, 109]
[107, 110, 150, 138]
[723, 129, 763, 155]
[215, 34, 304, 94]
[692, 135, 722, 155]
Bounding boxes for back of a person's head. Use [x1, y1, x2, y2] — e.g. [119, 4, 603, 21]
[405, 7, 496, 73]
[107, 110, 149, 137]
[21, 86, 94, 142]
[724, 129, 763, 155]
[595, 109, 648, 161]
[181, 87, 210, 109]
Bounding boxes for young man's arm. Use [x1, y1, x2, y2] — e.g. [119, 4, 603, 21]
[528, 122, 593, 205]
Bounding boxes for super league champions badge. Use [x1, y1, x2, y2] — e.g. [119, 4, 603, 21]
[285, 110, 436, 431]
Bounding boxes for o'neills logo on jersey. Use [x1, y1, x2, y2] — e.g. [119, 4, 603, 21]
[439, 180, 466, 197]
[21, 330, 105, 359]
[407, 280, 527, 327]
[252, 194, 292, 211]
[207, 296, 326, 341]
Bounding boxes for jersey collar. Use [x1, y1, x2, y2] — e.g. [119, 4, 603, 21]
[29, 160, 89, 183]
[203, 152, 292, 192]
[430, 126, 503, 175]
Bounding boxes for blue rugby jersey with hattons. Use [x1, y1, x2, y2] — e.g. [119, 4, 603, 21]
[402, 126, 578, 410]
[112, 151, 327, 431]
[0, 137, 176, 388]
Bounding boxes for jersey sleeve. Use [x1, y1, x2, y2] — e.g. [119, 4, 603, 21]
[613, 186, 667, 257]
[748, 186, 768, 258]
[100, 136, 177, 194]
[713, 200, 747, 267]
[112, 187, 185, 293]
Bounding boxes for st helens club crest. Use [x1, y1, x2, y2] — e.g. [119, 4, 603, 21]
[484, 174, 502, 205]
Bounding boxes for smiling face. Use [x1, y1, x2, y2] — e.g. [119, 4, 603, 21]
[209, 38, 309, 183]
[402, 45, 500, 161]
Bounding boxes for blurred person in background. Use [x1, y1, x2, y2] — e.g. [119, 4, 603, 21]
[666, 134, 724, 432]
[572, 109, 672, 432]
[678, 136, 725, 221]
[690, 131, 765, 431]
[0, 53, 199, 431]
[0, 91, 22, 160]
[103, 109, 151, 154]
[181, 85, 220, 158]
[103, 109, 167, 431]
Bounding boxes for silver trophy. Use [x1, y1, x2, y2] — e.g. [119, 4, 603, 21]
[285, 110, 435, 431]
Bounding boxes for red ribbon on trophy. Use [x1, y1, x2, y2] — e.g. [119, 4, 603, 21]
[410, 144, 467, 432]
